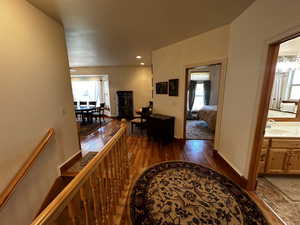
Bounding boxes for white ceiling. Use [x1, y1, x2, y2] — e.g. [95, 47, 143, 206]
[28, 0, 255, 67]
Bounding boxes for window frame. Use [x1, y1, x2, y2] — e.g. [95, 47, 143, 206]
[288, 70, 300, 100]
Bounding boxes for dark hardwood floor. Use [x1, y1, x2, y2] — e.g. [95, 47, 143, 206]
[80, 119, 120, 155]
[80, 120, 283, 225]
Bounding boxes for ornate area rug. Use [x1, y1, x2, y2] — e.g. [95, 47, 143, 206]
[130, 161, 269, 225]
[186, 120, 214, 140]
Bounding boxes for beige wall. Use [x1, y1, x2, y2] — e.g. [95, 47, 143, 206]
[152, 25, 229, 138]
[0, 1, 79, 224]
[219, 0, 300, 177]
[71, 66, 153, 116]
[152, 0, 300, 178]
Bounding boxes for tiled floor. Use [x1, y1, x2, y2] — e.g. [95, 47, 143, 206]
[257, 176, 300, 225]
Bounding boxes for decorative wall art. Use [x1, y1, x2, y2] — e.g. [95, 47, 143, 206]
[168, 79, 179, 96]
[156, 82, 168, 94]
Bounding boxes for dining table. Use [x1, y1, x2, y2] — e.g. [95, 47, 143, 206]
[74, 105, 96, 124]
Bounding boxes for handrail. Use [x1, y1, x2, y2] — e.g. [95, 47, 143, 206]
[31, 120, 129, 225]
[0, 128, 55, 209]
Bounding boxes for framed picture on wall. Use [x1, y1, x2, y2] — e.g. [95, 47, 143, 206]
[168, 79, 179, 96]
[156, 82, 168, 94]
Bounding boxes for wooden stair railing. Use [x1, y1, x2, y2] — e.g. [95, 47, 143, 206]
[0, 128, 55, 209]
[31, 119, 129, 225]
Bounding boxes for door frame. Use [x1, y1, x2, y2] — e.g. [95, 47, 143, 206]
[183, 58, 227, 150]
[247, 31, 300, 190]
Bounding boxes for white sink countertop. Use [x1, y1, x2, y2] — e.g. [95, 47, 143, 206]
[265, 122, 300, 138]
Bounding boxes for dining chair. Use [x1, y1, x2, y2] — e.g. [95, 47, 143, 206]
[89, 101, 97, 115]
[99, 103, 105, 122]
[131, 107, 150, 133]
[92, 103, 105, 123]
[89, 101, 96, 107]
[74, 101, 81, 120]
[79, 101, 87, 106]
[78, 101, 88, 122]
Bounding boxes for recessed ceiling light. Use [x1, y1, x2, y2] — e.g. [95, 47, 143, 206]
[140, 62, 145, 65]
[136, 56, 142, 59]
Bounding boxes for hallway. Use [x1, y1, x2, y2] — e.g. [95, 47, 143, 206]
[78, 120, 283, 224]
[121, 135, 282, 224]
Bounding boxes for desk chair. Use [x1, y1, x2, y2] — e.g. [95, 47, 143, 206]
[131, 107, 150, 133]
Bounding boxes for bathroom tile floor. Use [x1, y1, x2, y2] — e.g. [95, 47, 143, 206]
[257, 176, 300, 225]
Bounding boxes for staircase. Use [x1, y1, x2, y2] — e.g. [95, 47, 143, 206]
[31, 119, 130, 225]
[36, 177, 73, 216]
[0, 119, 130, 225]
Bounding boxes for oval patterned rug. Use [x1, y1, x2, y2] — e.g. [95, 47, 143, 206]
[129, 161, 269, 225]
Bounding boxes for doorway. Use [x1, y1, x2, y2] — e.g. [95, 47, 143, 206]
[250, 34, 300, 225]
[184, 62, 224, 143]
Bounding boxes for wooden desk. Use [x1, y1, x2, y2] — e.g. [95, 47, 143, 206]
[147, 114, 175, 143]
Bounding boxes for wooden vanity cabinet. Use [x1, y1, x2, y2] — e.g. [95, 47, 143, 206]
[284, 150, 300, 173]
[257, 139, 269, 174]
[259, 138, 300, 175]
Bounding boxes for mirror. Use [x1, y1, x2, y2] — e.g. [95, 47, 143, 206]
[268, 38, 300, 121]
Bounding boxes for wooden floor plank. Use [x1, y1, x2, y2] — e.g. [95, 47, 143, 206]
[80, 120, 283, 225]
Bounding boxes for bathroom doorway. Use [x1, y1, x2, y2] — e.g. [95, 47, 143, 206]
[249, 34, 300, 225]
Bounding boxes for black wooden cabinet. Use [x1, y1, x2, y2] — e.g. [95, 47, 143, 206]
[117, 91, 133, 119]
[147, 114, 175, 143]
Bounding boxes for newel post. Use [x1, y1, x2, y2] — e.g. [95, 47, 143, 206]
[121, 118, 127, 128]
[120, 119, 129, 181]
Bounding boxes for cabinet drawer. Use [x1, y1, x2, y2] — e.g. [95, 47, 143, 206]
[271, 139, 300, 148]
[262, 139, 270, 148]
[265, 148, 287, 173]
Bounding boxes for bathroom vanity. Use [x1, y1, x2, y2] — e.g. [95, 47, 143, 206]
[259, 122, 300, 174]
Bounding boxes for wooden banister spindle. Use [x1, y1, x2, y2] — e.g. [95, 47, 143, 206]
[116, 140, 122, 196]
[123, 133, 128, 181]
[119, 136, 123, 182]
[109, 151, 117, 215]
[31, 122, 129, 225]
[120, 133, 128, 182]
[67, 200, 77, 225]
[96, 166, 106, 225]
[80, 185, 90, 225]
[98, 163, 108, 224]
[103, 156, 113, 224]
[89, 174, 101, 225]
[124, 134, 130, 180]
[120, 135, 125, 184]
[113, 145, 121, 198]
[94, 167, 104, 225]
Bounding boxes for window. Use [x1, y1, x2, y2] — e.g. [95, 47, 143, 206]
[192, 83, 204, 111]
[71, 80, 101, 103]
[289, 69, 300, 100]
[103, 79, 110, 107]
[191, 73, 209, 81]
